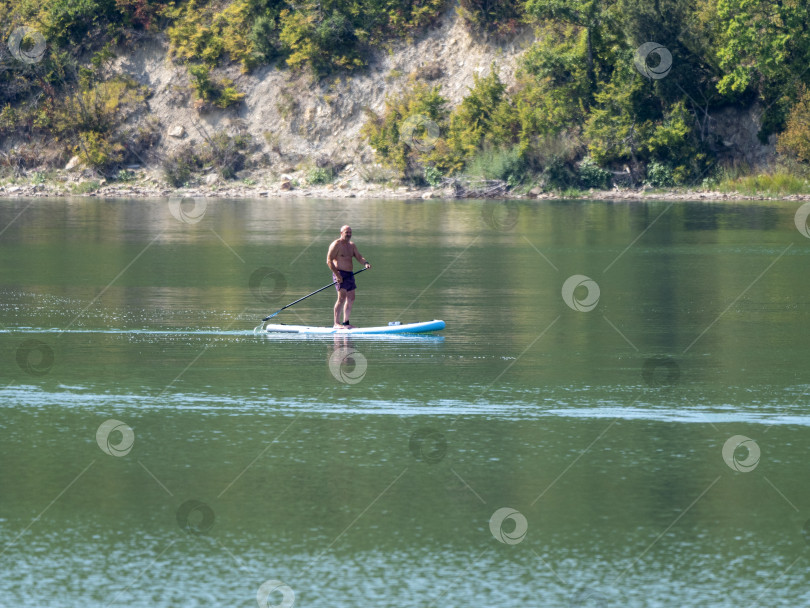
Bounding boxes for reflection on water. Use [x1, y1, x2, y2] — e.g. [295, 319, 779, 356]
[1, 198, 810, 607]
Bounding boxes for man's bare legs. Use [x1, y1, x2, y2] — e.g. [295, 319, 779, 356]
[333, 288, 356, 328]
[333, 289, 346, 327]
[343, 290, 355, 327]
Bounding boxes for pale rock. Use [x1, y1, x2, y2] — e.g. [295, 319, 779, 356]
[204, 173, 219, 185]
[168, 125, 186, 139]
[65, 156, 82, 171]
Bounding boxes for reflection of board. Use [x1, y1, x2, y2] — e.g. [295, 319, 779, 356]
[264, 320, 446, 334]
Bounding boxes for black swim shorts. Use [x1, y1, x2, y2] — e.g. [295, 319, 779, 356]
[334, 270, 357, 292]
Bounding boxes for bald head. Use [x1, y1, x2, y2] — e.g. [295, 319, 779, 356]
[340, 225, 352, 240]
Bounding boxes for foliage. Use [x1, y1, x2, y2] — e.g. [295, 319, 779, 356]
[5, 0, 810, 186]
[76, 130, 125, 169]
[71, 180, 102, 193]
[423, 165, 443, 186]
[307, 166, 334, 184]
[164, 0, 447, 75]
[204, 131, 253, 178]
[37, 0, 120, 45]
[163, 130, 254, 183]
[718, 172, 810, 196]
[645, 161, 675, 188]
[458, 0, 523, 38]
[777, 86, 810, 164]
[714, 0, 810, 138]
[464, 144, 526, 186]
[163, 144, 202, 187]
[361, 80, 449, 177]
[577, 156, 610, 189]
[188, 64, 245, 109]
[429, 68, 515, 174]
[582, 65, 648, 166]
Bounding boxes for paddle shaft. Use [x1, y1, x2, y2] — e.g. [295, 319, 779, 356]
[262, 267, 369, 321]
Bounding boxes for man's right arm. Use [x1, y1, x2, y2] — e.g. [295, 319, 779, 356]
[326, 241, 342, 282]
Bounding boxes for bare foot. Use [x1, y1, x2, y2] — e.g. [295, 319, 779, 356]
[333, 323, 345, 329]
[343, 324, 356, 329]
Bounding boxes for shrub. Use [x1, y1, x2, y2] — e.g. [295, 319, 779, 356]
[39, 0, 120, 45]
[188, 65, 245, 109]
[645, 162, 675, 188]
[464, 144, 526, 186]
[53, 77, 148, 136]
[424, 165, 443, 186]
[204, 131, 253, 179]
[778, 86, 810, 164]
[413, 61, 443, 81]
[578, 156, 610, 189]
[432, 68, 514, 174]
[458, 0, 524, 38]
[316, 11, 356, 52]
[163, 144, 202, 187]
[307, 166, 333, 184]
[71, 180, 101, 194]
[250, 14, 284, 63]
[358, 164, 397, 183]
[361, 81, 449, 176]
[76, 130, 125, 170]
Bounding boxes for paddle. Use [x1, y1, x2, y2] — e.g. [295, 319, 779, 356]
[260, 267, 370, 322]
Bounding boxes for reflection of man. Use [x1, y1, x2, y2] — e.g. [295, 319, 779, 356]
[326, 225, 371, 329]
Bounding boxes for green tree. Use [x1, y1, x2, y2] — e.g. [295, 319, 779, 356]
[715, 0, 810, 137]
[524, 0, 618, 101]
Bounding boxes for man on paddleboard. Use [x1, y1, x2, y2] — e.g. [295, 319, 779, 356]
[326, 225, 371, 329]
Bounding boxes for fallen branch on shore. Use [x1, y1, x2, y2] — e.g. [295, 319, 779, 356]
[442, 177, 510, 198]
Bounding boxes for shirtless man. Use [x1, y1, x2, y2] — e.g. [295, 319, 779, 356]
[326, 225, 371, 329]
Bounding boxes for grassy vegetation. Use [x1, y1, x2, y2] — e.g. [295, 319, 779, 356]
[717, 172, 810, 196]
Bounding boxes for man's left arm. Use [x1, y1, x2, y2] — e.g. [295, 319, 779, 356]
[353, 244, 371, 269]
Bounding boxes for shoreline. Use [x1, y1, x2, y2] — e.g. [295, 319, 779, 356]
[2, 171, 810, 202]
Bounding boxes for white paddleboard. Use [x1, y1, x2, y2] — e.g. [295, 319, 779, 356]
[264, 320, 445, 334]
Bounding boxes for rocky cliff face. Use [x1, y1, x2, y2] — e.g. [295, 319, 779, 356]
[116, 7, 534, 176]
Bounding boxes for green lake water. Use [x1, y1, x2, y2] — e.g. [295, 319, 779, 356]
[1, 197, 810, 607]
